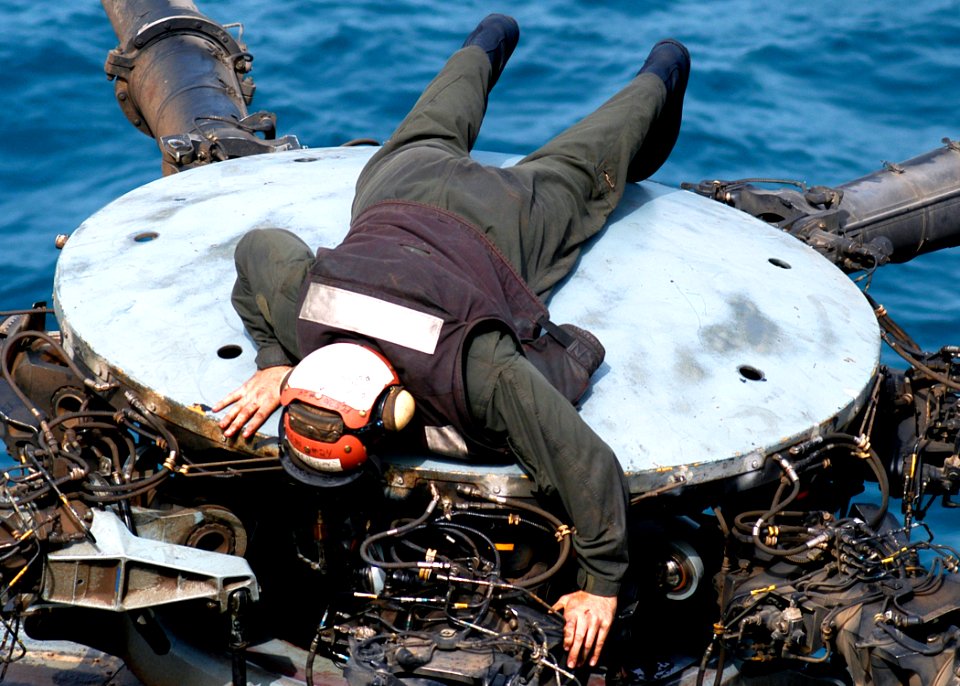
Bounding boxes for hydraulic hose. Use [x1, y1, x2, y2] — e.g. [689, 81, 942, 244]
[455, 485, 572, 588]
[359, 488, 441, 570]
[820, 432, 889, 528]
[747, 439, 889, 557]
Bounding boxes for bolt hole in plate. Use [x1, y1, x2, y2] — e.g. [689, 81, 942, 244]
[133, 231, 159, 243]
[217, 344, 243, 360]
[738, 365, 766, 382]
[768, 257, 792, 269]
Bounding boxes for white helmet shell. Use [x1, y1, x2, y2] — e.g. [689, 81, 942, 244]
[282, 342, 400, 428]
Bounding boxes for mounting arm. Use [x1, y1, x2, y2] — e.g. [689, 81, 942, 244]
[684, 138, 960, 273]
[102, 0, 300, 174]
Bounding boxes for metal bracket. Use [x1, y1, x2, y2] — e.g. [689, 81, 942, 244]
[106, 15, 250, 80]
[41, 509, 259, 612]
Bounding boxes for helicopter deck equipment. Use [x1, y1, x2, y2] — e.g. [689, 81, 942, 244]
[53, 146, 881, 496]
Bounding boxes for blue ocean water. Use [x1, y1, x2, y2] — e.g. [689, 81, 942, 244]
[1, 2, 959, 539]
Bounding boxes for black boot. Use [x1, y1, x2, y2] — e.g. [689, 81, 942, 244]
[462, 14, 520, 91]
[627, 39, 691, 183]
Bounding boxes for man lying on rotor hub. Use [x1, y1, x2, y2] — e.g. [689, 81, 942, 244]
[213, 14, 690, 668]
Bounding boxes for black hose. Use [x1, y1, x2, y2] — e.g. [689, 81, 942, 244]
[1, 331, 111, 422]
[359, 491, 440, 569]
[305, 626, 322, 686]
[877, 622, 946, 656]
[436, 521, 500, 573]
[864, 292, 922, 354]
[819, 433, 889, 528]
[450, 509, 554, 536]
[81, 471, 172, 502]
[455, 486, 571, 588]
[751, 479, 811, 557]
[695, 636, 726, 686]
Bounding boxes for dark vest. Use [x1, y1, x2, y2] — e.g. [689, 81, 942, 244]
[296, 200, 597, 455]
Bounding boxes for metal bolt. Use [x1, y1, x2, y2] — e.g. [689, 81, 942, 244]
[663, 559, 682, 590]
[750, 459, 759, 469]
[55, 234, 69, 249]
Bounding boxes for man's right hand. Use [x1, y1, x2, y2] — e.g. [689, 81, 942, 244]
[213, 365, 293, 439]
[552, 590, 617, 669]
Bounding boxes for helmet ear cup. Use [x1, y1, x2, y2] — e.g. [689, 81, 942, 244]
[381, 387, 416, 432]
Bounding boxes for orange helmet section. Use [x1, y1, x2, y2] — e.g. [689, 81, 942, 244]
[283, 412, 367, 472]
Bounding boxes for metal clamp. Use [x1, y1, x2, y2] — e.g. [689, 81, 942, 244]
[106, 15, 250, 81]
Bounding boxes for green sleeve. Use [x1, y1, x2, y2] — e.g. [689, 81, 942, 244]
[465, 330, 629, 596]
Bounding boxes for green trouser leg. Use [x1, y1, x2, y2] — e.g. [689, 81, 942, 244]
[237, 45, 667, 362]
[353, 44, 666, 298]
[231, 228, 314, 368]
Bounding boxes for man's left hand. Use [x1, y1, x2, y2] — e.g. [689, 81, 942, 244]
[551, 590, 616, 669]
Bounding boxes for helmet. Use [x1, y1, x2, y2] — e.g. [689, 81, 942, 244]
[279, 343, 415, 486]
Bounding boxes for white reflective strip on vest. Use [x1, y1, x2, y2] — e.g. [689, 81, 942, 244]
[299, 282, 443, 355]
